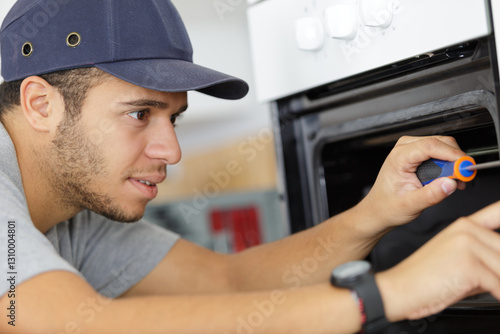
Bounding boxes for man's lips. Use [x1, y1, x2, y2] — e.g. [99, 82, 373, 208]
[129, 175, 166, 185]
[128, 175, 165, 199]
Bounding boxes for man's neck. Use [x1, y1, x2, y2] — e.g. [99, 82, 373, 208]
[7, 121, 79, 234]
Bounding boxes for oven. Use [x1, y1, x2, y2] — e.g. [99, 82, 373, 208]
[247, 0, 500, 332]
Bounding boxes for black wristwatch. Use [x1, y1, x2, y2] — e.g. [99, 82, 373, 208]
[330, 261, 390, 334]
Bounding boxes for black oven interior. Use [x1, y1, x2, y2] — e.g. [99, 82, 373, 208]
[315, 61, 500, 314]
[321, 106, 500, 275]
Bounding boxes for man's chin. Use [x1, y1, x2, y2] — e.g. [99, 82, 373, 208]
[97, 208, 145, 224]
[116, 216, 144, 224]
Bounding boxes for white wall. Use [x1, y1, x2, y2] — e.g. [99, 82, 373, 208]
[0, 0, 17, 41]
[0, 0, 271, 155]
[0, 0, 19, 74]
[0, 0, 17, 27]
[170, 0, 272, 154]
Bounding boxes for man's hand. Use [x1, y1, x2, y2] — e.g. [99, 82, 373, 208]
[376, 200, 500, 322]
[355, 135, 467, 235]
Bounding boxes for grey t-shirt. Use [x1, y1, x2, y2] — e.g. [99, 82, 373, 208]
[0, 123, 180, 298]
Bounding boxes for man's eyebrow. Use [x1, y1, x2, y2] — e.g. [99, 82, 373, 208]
[119, 99, 169, 109]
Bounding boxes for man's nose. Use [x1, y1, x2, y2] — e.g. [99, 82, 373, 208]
[144, 119, 182, 165]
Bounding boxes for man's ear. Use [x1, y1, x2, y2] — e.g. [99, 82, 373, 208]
[20, 76, 64, 132]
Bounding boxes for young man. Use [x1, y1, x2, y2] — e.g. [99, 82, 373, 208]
[0, 0, 499, 333]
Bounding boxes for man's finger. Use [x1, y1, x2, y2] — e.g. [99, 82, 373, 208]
[396, 135, 461, 150]
[408, 138, 466, 165]
[467, 200, 500, 230]
[408, 177, 458, 209]
[470, 237, 500, 278]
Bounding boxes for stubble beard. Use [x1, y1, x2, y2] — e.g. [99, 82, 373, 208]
[46, 115, 143, 223]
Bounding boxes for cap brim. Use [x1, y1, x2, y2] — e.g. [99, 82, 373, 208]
[95, 59, 249, 100]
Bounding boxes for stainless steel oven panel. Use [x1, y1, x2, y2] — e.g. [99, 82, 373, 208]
[247, 0, 491, 102]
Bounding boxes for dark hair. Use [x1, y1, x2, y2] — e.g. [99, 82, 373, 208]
[0, 67, 109, 123]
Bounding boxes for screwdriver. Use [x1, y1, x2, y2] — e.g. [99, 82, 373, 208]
[416, 156, 500, 185]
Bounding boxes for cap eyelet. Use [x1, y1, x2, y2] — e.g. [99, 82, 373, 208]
[22, 42, 33, 57]
[66, 32, 81, 48]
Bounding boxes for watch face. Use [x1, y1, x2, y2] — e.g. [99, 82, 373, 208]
[332, 261, 371, 282]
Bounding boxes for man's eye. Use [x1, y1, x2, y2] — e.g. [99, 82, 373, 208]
[129, 110, 148, 121]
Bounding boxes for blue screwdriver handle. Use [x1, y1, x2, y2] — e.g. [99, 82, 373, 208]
[416, 156, 477, 185]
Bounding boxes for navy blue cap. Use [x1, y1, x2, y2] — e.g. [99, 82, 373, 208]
[0, 0, 249, 100]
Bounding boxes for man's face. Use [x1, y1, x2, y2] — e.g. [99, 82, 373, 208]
[47, 76, 187, 222]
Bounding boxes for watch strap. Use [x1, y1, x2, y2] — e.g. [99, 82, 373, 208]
[353, 273, 389, 334]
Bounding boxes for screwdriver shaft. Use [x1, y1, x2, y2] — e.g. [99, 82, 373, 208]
[466, 160, 500, 171]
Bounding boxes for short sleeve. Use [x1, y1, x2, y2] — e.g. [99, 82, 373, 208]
[0, 173, 81, 297]
[47, 210, 180, 298]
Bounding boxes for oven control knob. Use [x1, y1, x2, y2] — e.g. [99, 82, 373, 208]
[295, 17, 325, 51]
[325, 4, 358, 40]
[360, 0, 393, 28]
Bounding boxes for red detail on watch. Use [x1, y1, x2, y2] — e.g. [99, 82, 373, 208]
[354, 292, 368, 333]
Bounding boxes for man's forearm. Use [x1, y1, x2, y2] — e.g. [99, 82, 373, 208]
[215, 136, 463, 293]
[0, 271, 361, 334]
[97, 284, 361, 334]
[226, 204, 386, 292]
